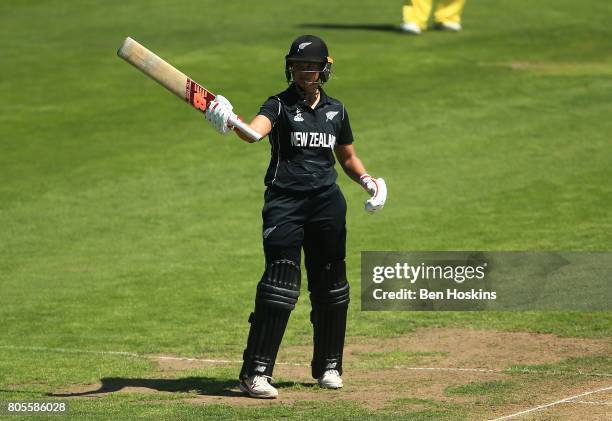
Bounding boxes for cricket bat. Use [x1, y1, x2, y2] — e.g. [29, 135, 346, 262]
[117, 37, 262, 142]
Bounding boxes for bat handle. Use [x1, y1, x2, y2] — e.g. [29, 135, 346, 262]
[228, 116, 263, 142]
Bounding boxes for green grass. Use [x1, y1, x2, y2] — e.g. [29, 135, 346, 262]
[348, 350, 447, 368]
[445, 380, 516, 397]
[508, 355, 612, 377]
[444, 380, 523, 409]
[4, 399, 389, 421]
[1, 0, 611, 419]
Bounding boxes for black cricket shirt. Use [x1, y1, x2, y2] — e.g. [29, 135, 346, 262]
[257, 84, 354, 192]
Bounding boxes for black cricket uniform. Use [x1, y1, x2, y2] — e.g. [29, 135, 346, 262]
[258, 84, 353, 263]
[240, 83, 354, 381]
[260, 84, 353, 192]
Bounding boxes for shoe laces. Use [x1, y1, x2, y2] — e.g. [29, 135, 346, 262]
[252, 375, 273, 388]
[325, 369, 340, 377]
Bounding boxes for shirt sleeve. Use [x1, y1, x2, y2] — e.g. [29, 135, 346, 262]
[257, 96, 281, 126]
[338, 105, 354, 145]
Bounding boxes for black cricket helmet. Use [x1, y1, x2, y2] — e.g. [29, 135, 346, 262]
[285, 35, 333, 84]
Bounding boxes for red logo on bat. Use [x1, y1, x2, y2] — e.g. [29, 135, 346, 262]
[193, 91, 207, 111]
[186, 79, 214, 112]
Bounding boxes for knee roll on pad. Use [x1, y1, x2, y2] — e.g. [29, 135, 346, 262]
[310, 260, 350, 306]
[311, 281, 350, 306]
[257, 259, 301, 310]
[240, 260, 301, 379]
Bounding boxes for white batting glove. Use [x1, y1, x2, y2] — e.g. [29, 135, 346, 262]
[205, 95, 237, 135]
[360, 174, 377, 196]
[360, 174, 387, 213]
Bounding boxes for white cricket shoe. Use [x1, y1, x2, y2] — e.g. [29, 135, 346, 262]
[239, 375, 278, 399]
[400, 22, 421, 35]
[317, 369, 343, 389]
[435, 21, 462, 32]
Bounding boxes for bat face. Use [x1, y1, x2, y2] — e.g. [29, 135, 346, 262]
[186, 79, 216, 112]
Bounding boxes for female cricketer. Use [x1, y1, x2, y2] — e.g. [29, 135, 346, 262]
[204, 35, 386, 399]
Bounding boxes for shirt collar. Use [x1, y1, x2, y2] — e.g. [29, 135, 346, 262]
[318, 88, 332, 107]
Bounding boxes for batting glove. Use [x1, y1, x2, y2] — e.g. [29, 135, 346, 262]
[360, 174, 377, 196]
[205, 95, 237, 135]
[360, 174, 387, 213]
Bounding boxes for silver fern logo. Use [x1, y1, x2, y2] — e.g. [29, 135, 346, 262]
[325, 111, 339, 122]
[263, 226, 277, 239]
[298, 42, 312, 51]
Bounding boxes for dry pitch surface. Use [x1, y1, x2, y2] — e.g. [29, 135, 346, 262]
[52, 328, 612, 420]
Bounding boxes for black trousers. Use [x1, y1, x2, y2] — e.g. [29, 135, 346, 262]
[262, 183, 347, 270]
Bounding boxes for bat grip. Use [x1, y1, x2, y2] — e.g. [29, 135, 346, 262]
[229, 116, 263, 142]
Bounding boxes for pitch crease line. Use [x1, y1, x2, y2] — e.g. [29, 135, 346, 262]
[155, 355, 307, 366]
[489, 385, 612, 421]
[566, 400, 612, 405]
[0, 345, 140, 357]
[2, 346, 611, 377]
[394, 366, 499, 373]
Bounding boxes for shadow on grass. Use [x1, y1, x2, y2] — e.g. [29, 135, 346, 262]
[46, 377, 314, 398]
[300, 23, 400, 33]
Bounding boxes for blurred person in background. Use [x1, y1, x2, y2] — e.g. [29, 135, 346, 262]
[401, 0, 466, 34]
